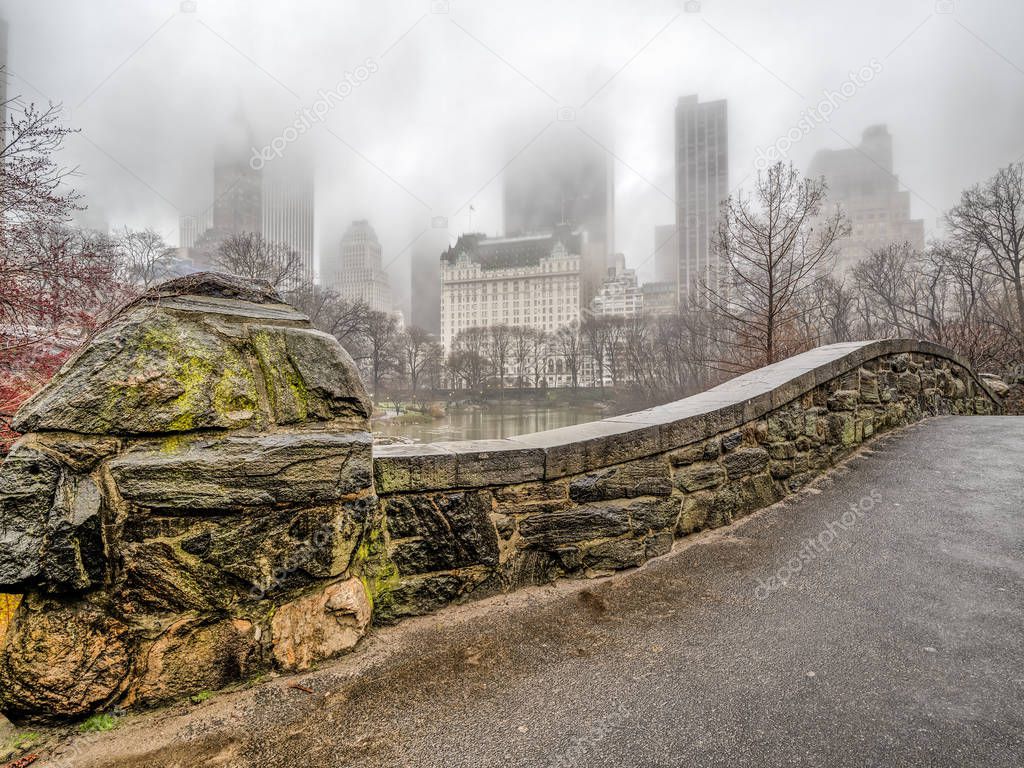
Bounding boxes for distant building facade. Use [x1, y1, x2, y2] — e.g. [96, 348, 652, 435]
[440, 227, 583, 353]
[675, 95, 729, 306]
[640, 281, 678, 317]
[262, 172, 315, 286]
[653, 224, 680, 285]
[179, 210, 213, 249]
[591, 254, 642, 317]
[212, 143, 262, 236]
[410, 229, 449, 334]
[323, 220, 392, 312]
[808, 125, 925, 271]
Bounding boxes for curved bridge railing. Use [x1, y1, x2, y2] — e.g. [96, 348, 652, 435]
[370, 338, 1000, 621]
[0, 275, 1001, 722]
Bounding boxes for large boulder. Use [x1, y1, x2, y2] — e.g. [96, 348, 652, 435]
[0, 273, 382, 722]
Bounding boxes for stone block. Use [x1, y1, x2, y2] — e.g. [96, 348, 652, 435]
[373, 445, 457, 494]
[583, 537, 646, 571]
[859, 369, 880, 404]
[42, 475, 107, 592]
[271, 578, 371, 671]
[494, 480, 568, 504]
[827, 389, 860, 411]
[667, 438, 719, 466]
[384, 491, 499, 573]
[128, 616, 260, 705]
[0, 596, 133, 721]
[518, 503, 632, 548]
[0, 446, 61, 591]
[569, 456, 672, 502]
[109, 432, 372, 511]
[673, 460, 726, 492]
[721, 431, 744, 452]
[896, 371, 921, 394]
[628, 497, 682, 533]
[373, 567, 492, 624]
[721, 446, 770, 478]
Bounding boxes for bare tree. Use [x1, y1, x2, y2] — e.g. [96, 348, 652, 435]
[809, 274, 856, 344]
[604, 315, 625, 387]
[946, 161, 1024, 344]
[706, 162, 849, 370]
[582, 316, 612, 388]
[360, 309, 400, 398]
[398, 326, 434, 396]
[288, 284, 367, 349]
[852, 242, 918, 336]
[488, 324, 512, 391]
[0, 90, 81, 237]
[554, 321, 584, 389]
[213, 232, 304, 289]
[447, 327, 490, 390]
[527, 328, 549, 388]
[117, 227, 175, 288]
[511, 325, 534, 387]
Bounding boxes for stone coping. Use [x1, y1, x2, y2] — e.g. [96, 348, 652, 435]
[373, 339, 1000, 493]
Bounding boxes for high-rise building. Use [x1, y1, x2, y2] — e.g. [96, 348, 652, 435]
[440, 226, 583, 353]
[502, 129, 614, 305]
[591, 254, 642, 318]
[653, 224, 680, 285]
[323, 220, 392, 312]
[179, 210, 213, 249]
[675, 95, 729, 306]
[262, 171, 315, 286]
[410, 229, 449, 334]
[212, 144, 262, 237]
[640, 281, 678, 317]
[182, 117, 315, 285]
[808, 125, 925, 271]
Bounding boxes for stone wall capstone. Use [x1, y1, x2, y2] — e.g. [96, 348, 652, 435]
[0, 274, 1003, 723]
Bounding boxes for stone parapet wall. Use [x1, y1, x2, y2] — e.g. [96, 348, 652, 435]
[0, 274, 1002, 723]
[370, 340, 1000, 623]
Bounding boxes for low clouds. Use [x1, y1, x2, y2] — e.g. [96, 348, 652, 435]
[2, 0, 1022, 294]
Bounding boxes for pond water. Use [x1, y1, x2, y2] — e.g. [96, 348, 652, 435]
[371, 403, 615, 444]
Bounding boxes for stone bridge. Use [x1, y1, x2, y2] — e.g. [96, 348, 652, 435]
[0, 274, 1002, 723]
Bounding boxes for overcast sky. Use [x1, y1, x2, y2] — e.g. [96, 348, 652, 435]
[3, 0, 1023, 308]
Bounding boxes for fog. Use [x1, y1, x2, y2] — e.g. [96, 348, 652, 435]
[3, 0, 1022, 314]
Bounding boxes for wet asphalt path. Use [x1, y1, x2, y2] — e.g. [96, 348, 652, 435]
[68, 416, 1024, 768]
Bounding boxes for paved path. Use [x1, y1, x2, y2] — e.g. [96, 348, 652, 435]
[62, 417, 1024, 768]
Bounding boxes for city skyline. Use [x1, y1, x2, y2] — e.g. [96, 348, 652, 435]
[2, 0, 1019, 291]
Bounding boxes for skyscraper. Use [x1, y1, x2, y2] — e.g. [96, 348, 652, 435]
[179, 209, 213, 249]
[212, 143, 262, 237]
[808, 125, 924, 271]
[653, 224, 680, 285]
[502, 128, 614, 305]
[323, 220, 392, 313]
[182, 112, 315, 284]
[674, 95, 729, 305]
[262, 170, 315, 286]
[410, 228, 449, 334]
